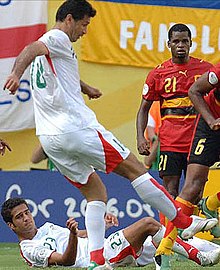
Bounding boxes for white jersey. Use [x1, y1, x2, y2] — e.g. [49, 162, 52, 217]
[30, 29, 99, 135]
[20, 222, 90, 267]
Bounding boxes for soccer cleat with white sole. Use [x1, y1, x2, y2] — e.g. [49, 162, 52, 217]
[198, 249, 220, 266]
[198, 197, 220, 238]
[88, 261, 113, 270]
[179, 215, 218, 240]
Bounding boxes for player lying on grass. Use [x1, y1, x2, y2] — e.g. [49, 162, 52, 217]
[1, 197, 220, 268]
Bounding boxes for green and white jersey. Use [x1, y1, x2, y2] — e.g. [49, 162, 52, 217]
[20, 222, 89, 267]
[30, 29, 98, 136]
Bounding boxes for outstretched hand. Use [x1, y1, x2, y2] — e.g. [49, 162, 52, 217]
[137, 138, 150, 156]
[3, 72, 20, 95]
[0, 139, 12, 156]
[85, 85, 102, 100]
[105, 213, 119, 230]
[66, 217, 79, 235]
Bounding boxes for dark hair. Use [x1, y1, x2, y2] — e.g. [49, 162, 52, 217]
[168, 23, 191, 41]
[1, 198, 28, 223]
[56, 0, 96, 22]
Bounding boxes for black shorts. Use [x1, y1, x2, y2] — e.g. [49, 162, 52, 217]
[189, 116, 220, 167]
[159, 151, 188, 177]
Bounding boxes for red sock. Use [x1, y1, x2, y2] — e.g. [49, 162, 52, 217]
[170, 197, 195, 229]
[159, 212, 166, 226]
[176, 197, 194, 216]
[90, 248, 105, 265]
[171, 208, 192, 229]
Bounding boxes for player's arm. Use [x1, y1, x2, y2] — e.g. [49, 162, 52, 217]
[189, 72, 220, 130]
[144, 125, 159, 169]
[136, 98, 153, 155]
[48, 218, 78, 266]
[4, 41, 48, 95]
[31, 144, 47, 163]
[80, 80, 102, 99]
[77, 229, 87, 238]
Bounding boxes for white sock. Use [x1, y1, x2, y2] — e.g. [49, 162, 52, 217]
[131, 173, 177, 220]
[85, 201, 106, 252]
[152, 225, 165, 246]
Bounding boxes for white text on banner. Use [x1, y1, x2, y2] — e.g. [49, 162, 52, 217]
[81, 2, 220, 68]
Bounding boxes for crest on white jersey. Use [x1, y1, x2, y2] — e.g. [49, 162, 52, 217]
[142, 84, 149, 95]
[208, 71, 218, 85]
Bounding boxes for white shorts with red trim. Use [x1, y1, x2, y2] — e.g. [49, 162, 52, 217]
[104, 230, 140, 267]
[39, 124, 130, 184]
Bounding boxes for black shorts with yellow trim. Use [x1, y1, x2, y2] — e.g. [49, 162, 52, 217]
[189, 116, 220, 167]
[159, 151, 188, 177]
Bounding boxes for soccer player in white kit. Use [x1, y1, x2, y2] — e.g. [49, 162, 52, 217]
[3, 1, 218, 269]
[1, 198, 220, 269]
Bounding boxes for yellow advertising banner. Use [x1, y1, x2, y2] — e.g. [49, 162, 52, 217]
[81, 1, 220, 68]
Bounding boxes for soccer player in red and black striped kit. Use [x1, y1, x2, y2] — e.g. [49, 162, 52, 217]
[136, 23, 215, 262]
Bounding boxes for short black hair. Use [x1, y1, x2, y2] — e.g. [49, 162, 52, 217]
[1, 198, 28, 223]
[168, 23, 191, 41]
[56, 0, 96, 22]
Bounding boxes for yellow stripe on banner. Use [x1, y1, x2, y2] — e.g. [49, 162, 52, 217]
[82, 1, 220, 68]
[161, 96, 193, 108]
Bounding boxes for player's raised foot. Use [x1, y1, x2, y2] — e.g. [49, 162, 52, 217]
[198, 249, 220, 266]
[179, 215, 218, 240]
[198, 197, 220, 238]
[88, 261, 113, 270]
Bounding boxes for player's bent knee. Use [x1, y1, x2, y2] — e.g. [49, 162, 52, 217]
[141, 217, 159, 227]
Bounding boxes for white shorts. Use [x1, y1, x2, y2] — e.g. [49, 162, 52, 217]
[104, 230, 140, 267]
[39, 124, 130, 184]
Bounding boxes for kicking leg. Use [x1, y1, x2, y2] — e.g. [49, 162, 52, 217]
[114, 153, 191, 227]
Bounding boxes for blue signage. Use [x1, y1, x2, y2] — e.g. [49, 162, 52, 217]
[0, 170, 166, 242]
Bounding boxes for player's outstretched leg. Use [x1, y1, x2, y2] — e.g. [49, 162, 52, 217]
[131, 173, 218, 237]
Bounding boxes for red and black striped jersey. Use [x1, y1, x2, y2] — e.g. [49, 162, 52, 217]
[142, 57, 212, 152]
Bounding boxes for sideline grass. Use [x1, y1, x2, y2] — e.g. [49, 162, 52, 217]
[1, 242, 220, 270]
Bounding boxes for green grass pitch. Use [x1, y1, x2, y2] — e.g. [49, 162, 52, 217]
[1, 242, 220, 270]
